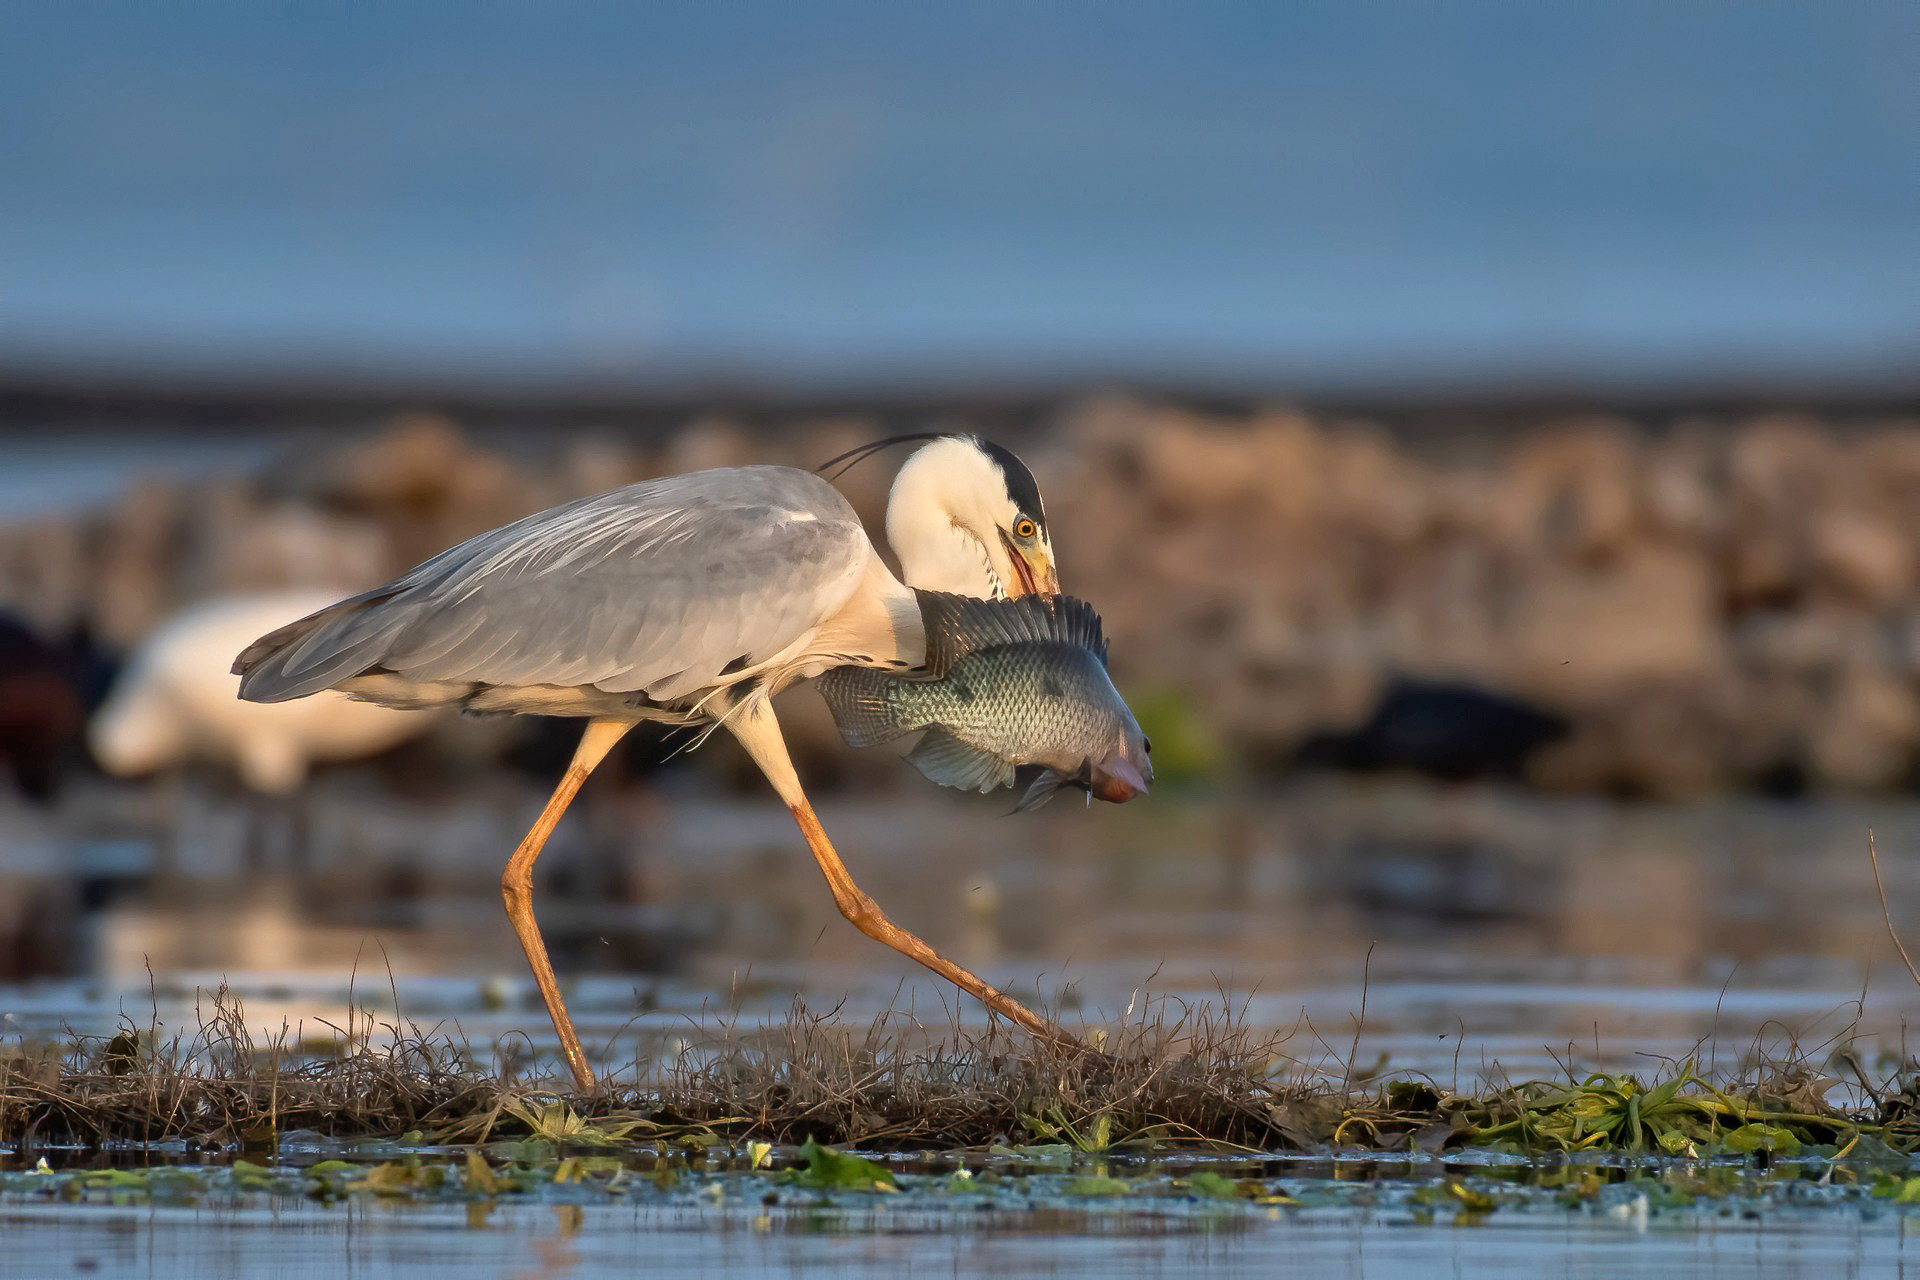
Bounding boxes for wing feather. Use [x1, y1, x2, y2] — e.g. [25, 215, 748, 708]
[236, 466, 871, 704]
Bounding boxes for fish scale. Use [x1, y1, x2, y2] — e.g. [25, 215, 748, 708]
[816, 591, 1150, 808]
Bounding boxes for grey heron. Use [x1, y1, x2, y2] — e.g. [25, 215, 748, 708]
[234, 435, 1070, 1090]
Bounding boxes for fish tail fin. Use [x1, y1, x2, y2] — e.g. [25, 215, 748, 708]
[814, 667, 911, 748]
[906, 726, 1015, 793]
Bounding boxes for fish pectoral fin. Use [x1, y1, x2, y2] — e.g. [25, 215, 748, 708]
[1011, 766, 1080, 813]
[906, 727, 1015, 794]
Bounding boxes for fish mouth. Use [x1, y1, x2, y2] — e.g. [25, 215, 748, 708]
[1011, 753, 1151, 813]
[1087, 754, 1150, 804]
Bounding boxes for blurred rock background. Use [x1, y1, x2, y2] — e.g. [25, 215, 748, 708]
[8, 399, 1920, 799]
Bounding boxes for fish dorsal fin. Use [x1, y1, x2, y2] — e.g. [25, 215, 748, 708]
[912, 591, 1109, 677]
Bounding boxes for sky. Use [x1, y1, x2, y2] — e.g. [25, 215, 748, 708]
[1, 2, 1915, 390]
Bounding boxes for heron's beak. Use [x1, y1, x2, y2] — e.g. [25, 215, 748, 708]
[998, 530, 1059, 598]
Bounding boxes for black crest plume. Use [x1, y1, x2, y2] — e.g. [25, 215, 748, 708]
[814, 433, 952, 482]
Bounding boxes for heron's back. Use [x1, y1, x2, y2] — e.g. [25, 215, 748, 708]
[234, 466, 872, 712]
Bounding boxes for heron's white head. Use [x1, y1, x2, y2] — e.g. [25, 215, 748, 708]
[885, 437, 1059, 599]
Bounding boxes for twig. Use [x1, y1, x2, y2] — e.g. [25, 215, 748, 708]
[1868, 829, 1920, 992]
[1342, 942, 1375, 1094]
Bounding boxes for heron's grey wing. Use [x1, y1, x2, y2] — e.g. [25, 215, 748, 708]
[237, 466, 870, 703]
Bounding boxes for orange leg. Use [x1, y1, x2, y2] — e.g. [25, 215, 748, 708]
[727, 700, 1073, 1045]
[500, 718, 632, 1091]
[787, 797, 1070, 1043]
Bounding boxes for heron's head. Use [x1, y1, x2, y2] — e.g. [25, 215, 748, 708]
[886, 436, 1059, 599]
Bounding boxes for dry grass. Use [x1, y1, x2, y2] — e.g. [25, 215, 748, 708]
[652, 995, 1301, 1150]
[2, 985, 1917, 1156]
[0, 988, 496, 1149]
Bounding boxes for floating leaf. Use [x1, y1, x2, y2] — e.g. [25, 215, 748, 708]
[1722, 1125, 1802, 1158]
[229, 1159, 284, 1192]
[1181, 1171, 1243, 1199]
[779, 1139, 898, 1192]
[348, 1162, 419, 1196]
[304, 1161, 361, 1178]
[464, 1151, 501, 1195]
[1445, 1180, 1498, 1214]
[1061, 1176, 1132, 1198]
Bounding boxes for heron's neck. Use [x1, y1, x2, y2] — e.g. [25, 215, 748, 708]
[808, 546, 926, 669]
[886, 505, 1004, 598]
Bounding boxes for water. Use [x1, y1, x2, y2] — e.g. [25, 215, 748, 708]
[1, 1151, 1914, 1279]
[6, 774, 1919, 1275]
[2, 773, 1915, 1083]
[0, 432, 280, 518]
[6, 1200, 1908, 1279]
[4, 6, 1913, 386]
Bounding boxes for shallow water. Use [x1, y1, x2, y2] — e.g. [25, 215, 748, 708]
[6, 775, 1920, 1274]
[1, 1147, 1915, 1280]
[3, 775, 1915, 1084]
[7, 1201, 1908, 1280]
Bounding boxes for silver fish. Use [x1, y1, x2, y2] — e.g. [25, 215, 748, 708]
[816, 591, 1152, 810]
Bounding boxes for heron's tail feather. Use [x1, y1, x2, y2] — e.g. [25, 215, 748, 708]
[813, 666, 911, 748]
[905, 727, 1015, 794]
[232, 588, 408, 703]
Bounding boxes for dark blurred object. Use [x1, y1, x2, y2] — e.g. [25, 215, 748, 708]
[0, 612, 91, 801]
[1328, 835, 1552, 923]
[503, 716, 691, 784]
[1295, 678, 1570, 782]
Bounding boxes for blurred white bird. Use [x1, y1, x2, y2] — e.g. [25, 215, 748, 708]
[90, 591, 432, 794]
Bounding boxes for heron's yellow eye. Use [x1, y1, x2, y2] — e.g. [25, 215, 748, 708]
[1013, 518, 1037, 540]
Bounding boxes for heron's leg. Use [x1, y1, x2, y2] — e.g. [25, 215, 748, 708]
[501, 717, 633, 1092]
[726, 702, 1073, 1046]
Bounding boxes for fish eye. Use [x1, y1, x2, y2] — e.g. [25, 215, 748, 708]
[1013, 517, 1037, 540]
[1143, 737, 1153, 754]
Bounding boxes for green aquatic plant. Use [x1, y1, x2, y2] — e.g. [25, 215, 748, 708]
[779, 1138, 899, 1192]
[1178, 1170, 1246, 1199]
[498, 1098, 655, 1147]
[1060, 1175, 1133, 1198]
[1019, 1106, 1117, 1154]
[1469, 1063, 1850, 1155]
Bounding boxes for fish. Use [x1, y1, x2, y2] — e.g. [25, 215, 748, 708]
[815, 590, 1152, 810]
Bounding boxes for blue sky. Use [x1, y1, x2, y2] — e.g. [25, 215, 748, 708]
[2, 2, 1914, 388]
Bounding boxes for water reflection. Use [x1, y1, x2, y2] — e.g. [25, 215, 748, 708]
[0, 1192, 1909, 1280]
[0, 771, 1913, 1080]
